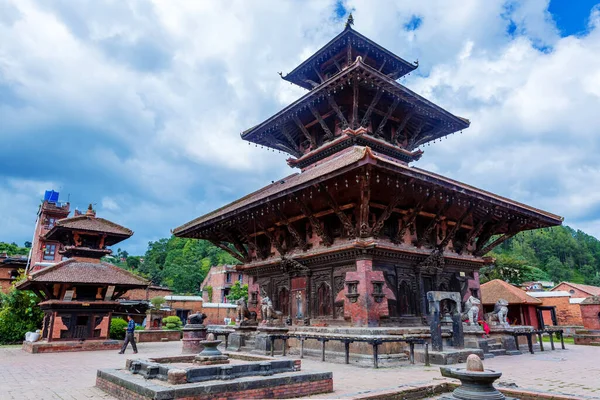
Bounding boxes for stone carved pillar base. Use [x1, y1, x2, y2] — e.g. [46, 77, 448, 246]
[181, 324, 207, 354]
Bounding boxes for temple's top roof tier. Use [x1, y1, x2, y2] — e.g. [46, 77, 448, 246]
[282, 24, 418, 90]
[242, 22, 470, 169]
[44, 204, 133, 259]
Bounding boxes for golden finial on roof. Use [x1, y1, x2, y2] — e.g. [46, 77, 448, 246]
[345, 13, 354, 29]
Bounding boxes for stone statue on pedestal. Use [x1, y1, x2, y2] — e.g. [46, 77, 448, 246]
[235, 298, 257, 326]
[260, 296, 283, 325]
[461, 296, 481, 326]
[187, 313, 207, 326]
[485, 299, 509, 327]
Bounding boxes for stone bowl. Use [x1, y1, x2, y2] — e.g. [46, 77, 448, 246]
[440, 367, 505, 400]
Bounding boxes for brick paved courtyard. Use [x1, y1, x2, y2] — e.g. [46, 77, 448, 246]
[1, 342, 599, 399]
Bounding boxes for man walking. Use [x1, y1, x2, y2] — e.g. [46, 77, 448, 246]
[118, 315, 138, 354]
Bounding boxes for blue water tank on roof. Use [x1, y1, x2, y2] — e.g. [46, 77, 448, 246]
[44, 190, 59, 203]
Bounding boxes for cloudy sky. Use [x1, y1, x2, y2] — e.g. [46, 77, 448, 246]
[1, 0, 600, 254]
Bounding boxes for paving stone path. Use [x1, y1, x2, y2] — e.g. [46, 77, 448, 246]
[1, 342, 599, 399]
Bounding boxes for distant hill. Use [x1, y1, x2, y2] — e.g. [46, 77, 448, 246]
[484, 225, 600, 286]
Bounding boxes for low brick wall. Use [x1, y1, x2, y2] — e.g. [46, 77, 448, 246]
[574, 330, 600, 346]
[96, 369, 333, 399]
[23, 339, 121, 354]
[134, 329, 181, 343]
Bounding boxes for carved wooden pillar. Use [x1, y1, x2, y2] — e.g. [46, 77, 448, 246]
[358, 167, 371, 237]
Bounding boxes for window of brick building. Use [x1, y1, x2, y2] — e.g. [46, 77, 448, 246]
[238, 274, 243, 282]
[226, 273, 231, 283]
[43, 244, 56, 260]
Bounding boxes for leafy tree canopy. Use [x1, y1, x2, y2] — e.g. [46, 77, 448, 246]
[0, 242, 29, 256]
[483, 226, 600, 285]
[226, 281, 249, 302]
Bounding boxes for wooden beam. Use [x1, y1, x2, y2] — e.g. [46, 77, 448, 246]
[378, 58, 387, 72]
[352, 77, 359, 129]
[256, 221, 287, 256]
[457, 216, 488, 255]
[374, 97, 400, 138]
[394, 193, 433, 243]
[360, 88, 383, 128]
[438, 206, 474, 250]
[292, 195, 333, 246]
[358, 167, 371, 237]
[308, 104, 334, 140]
[219, 229, 249, 261]
[474, 221, 504, 254]
[327, 95, 349, 129]
[392, 110, 415, 145]
[275, 207, 308, 250]
[305, 109, 335, 129]
[236, 225, 267, 260]
[312, 65, 325, 83]
[319, 183, 357, 239]
[293, 115, 316, 150]
[280, 124, 301, 155]
[371, 191, 403, 238]
[474, 231, 518, 257]
[416, 200, 453, 248]
[207, 238, 247, 263]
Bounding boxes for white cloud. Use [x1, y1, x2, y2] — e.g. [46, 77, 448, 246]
[1, 0, 600, 251]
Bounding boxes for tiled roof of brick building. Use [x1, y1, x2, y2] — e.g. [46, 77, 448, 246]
[50, 215, 133, 236]
[17, 259, 148, 288]
[480, 279, 542, 305]
[551, 282, 600, 296]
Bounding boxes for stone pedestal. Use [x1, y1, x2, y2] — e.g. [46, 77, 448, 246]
[228, 325, 258, 351]
[255, 326, 289, 355]
[181, 324, 207, 354]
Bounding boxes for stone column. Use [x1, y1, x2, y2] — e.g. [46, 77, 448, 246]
[181, 324, 207, 354]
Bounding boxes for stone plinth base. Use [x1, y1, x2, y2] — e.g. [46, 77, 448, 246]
[96, 369, 333, 399]
[414, 347, 484, 365]
[228, 325, 258, 351]
[22, 339, 120, 354]
[574, 330, 600, 346]
[182, 324, 207, 354]
[134, 329, 181, 343]
[255, 326, 289, 355]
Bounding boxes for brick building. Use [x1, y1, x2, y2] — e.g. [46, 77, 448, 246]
[551, 282, 600, 298]
[0, 253, 28, 294]
[17, 204, 149, 352]
[163, 295, 237, 326]
[480, 279, 542, 327]
[29, 190, 71, 271]
[200, 265, 247, 303]
[527, 291, 584, 327]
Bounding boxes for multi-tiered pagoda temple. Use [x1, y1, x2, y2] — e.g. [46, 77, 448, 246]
[174, 19, 562, 327]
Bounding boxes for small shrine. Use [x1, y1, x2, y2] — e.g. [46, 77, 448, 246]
[17, 204, 149, 353]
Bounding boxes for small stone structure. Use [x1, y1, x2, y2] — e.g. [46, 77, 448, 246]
[486, 299, 510, 327]
[182, 321, 208, 354]
[574, 296, 600, 345]
[462, 296, 480, 326]
[427, 291, 464, 351]
[194, 333, 229, 365]
[440, 354, 512, 399]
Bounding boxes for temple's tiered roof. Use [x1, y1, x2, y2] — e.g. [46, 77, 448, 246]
[282, 25, 417, 90]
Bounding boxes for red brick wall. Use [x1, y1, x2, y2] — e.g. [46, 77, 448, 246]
[538, 296, 583, 326]
[96, 375, 333, 399]
[200, 265, 249, 303]
[580, 303, 600, 330]
[552, 283, 593, 298]
[122, 287, 172, 301]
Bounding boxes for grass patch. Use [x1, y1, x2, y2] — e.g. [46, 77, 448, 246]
[541, 336, 574, 344]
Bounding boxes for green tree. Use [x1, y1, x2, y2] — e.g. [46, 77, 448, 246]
[126, 256, 140, 270]
[226, 281, 249, 302]
[0, 279, 44, 344]
[109, 317, 128, 340]
[0, 242, 29, 256]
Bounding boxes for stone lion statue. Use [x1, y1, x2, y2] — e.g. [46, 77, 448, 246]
[461, 296, 481, 326]
[187, 312, 207, 325]
[260, 296, 283, 324]
[485, 299, 509, 326]
[236, 298, 257, 326]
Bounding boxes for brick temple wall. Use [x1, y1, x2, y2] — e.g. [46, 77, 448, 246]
[538, 296, 583, 326]
[580, 302, 600, 330]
